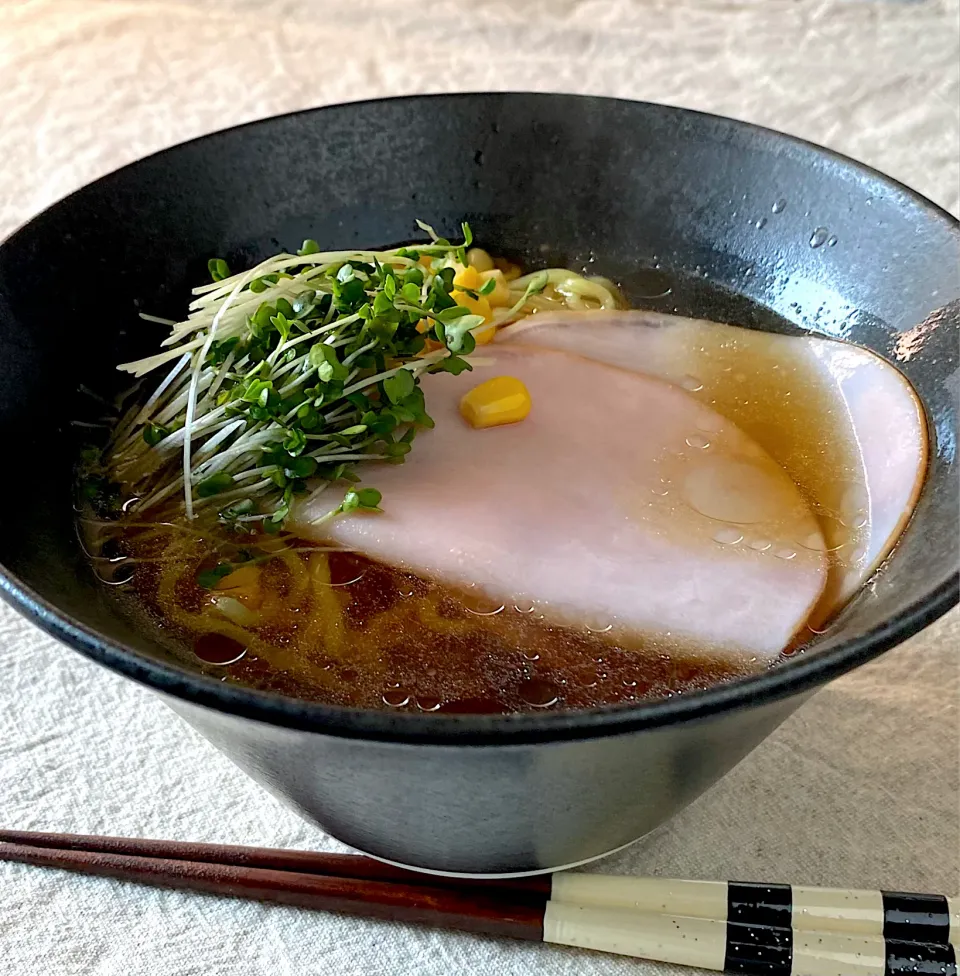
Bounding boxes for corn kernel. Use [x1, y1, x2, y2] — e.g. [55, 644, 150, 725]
[479, 269, 512, 307]
[459, 376, 531, 429]
[494, 257, 522, 281]
[214, 564, 263, 610]
[466, 247, 495, 273]
[453, 265, 483, 290]
[451, 288, 495, 344]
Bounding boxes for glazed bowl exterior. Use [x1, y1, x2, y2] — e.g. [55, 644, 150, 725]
[0, 94, 956, 874]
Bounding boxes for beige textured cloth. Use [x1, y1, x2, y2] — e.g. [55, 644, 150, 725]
[0, 1, 958, 974]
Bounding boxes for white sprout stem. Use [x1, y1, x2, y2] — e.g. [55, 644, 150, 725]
[199, 351, 236, 409]
[229, 465, 274, 483]
[182, 263, 266, 518]
[342, 363, 416, 398]
[192, 478, 273, 510]
[192, 432, 277, 478]
[267, 318, 348, 368]
[187, 251, 412, 302]
[342, 339, 378, 366]
[277, 369, 317, 398]
[106, 402, 143, 449]
[305, 451, 386, 463]
[322, 403, 353, 424]
[132, 353, 191, 426]
[190, 418, 247, 466]
[138, 313, 179, 326]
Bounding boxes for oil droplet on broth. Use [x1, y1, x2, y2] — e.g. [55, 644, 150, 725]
[382, 689, 411, 707]
[685, 433, 711, 450]
[667, 320, 868, 620]
[585, 619, 613, 634]
[774, 548, 797, 560]
[460, 584, 505, 616]
[683, 458, 793, 525]
[629, 268, 674, 299]
[713, 527, 744, 545]
[194, 634, 247, 666]
[415, 695, 442, 712]
[518, 678, 560, 708]
[695, 413, 725, 434]
[680, 375, 704, 392]
[798, 532, 827, 551]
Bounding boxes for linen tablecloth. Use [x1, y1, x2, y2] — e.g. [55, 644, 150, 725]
[1, 2, 957, 973]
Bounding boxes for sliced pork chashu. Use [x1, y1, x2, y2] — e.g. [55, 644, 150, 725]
[497, 311, 927, 620]
[295, 344, 827, 659]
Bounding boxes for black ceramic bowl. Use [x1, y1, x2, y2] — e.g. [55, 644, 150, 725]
[1, 94, 957, 875]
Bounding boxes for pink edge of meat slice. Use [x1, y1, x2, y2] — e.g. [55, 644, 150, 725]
[293, 344, 828, 660]
[496, 310, 928, 618]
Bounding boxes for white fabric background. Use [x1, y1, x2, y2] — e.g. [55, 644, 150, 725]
[0, 1, 958, 974]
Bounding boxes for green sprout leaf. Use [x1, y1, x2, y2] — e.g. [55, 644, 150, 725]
[207, 258, 231, 282]
[382, 368, 415, 404]
[308, 343, 348, 382]
[196, 472, 235, 497]
[143, 423, 170, 447]
[117, 218, 569, 532]
[197, 563, 235, 589]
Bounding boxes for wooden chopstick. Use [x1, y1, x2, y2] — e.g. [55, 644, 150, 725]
[0, 829, 549, 896]
[0, 840, 545, 940]
[2, 831, 956, 975]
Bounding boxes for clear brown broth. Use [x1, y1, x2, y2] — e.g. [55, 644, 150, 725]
[86, 268, 869, 714]
[105, 535, 756, 713]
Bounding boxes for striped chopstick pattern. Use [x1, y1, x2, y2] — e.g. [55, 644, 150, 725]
[544, 877, 958, 975]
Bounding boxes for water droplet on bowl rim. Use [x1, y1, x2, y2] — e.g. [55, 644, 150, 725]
[809, 227, 829, 248]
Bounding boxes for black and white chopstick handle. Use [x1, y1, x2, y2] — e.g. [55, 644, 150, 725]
[543, 877, 958, 975]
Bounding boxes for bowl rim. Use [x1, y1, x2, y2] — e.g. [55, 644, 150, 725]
[1, 91, 957, 746]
